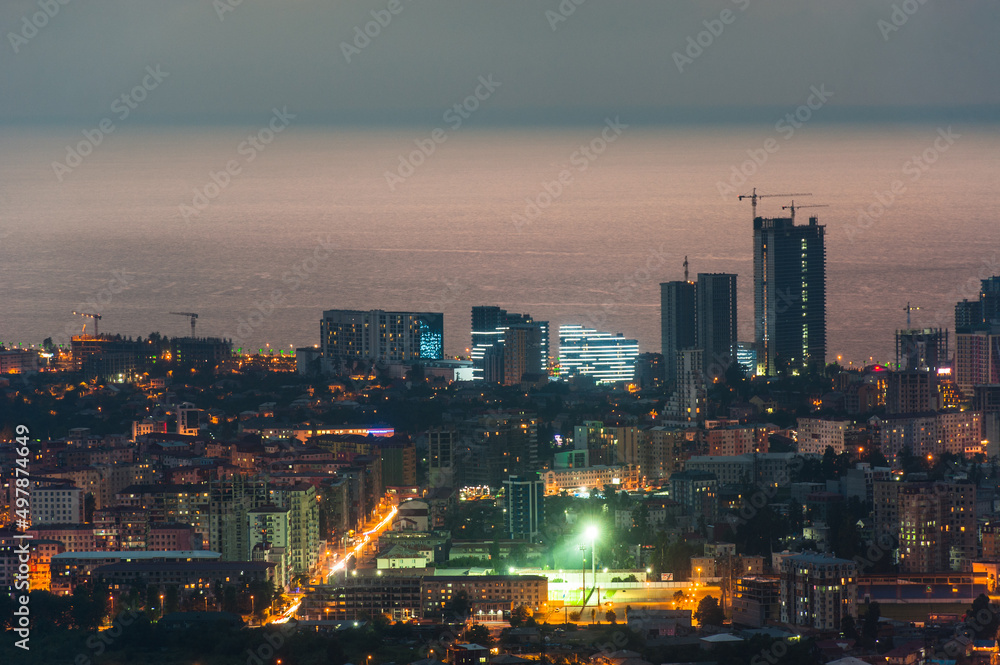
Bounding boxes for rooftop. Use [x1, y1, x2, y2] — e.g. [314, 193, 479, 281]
[53, 550, 220, 560]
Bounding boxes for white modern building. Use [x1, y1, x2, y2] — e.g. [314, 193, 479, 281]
[558, 325, 639, 384]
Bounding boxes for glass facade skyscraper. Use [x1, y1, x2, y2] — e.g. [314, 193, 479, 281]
[470, 306, 548, 382]
[753, 215, 827, 376]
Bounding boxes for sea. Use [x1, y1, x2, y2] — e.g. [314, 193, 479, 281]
[1, 121, 998, 367]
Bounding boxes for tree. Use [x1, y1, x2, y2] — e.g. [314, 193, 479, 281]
[842, 614, 858, 640]
[694, 596, 725, 627]
[221, 585, 238, 614]
[509, 604, 532, 629]
[72, 582, 106, 630]
[84, 493, 96, 523]
[605, 609, 617, 624]
[629, 504, 650, 542]
[447, 590, 470, 619]
[822, 446, 838, 480]
[968, 593, 1000, 639]
[165, 584, 180, 615]
[861, 601, 881, 648]
[464, 623, 493, 646]
[865, 446, 889, 469]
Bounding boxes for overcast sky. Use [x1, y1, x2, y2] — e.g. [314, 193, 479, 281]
[2, 0, 998, 123]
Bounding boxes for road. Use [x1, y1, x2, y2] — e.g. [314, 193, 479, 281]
[270, 504, 398, 624]
[331, 504, 398, 572]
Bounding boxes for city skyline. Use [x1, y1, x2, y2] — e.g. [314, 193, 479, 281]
[2, 3, 1000, 662]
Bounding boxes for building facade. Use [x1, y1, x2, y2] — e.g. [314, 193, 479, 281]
[661, 280, 697, 389]
[796, 418, 849, 455]
[778, 552, 857, 630]
[697, 273, 739, 381]
[320, 309, 443, 370]
[753, 215, 827, 376]
[504, 475, 544, 540]
[558, 325, 639, 384]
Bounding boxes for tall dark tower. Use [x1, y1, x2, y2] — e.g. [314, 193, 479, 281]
[753, 215, 827, 376]
[471, 306, 507, 382]
[982, 276, 1000, 325]
[661, 280, 697, 389]
[471, 306, 548, 382]
[697, 273, 738, 380]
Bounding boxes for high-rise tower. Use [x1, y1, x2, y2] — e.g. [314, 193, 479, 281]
[660, 280, 696, 388]
[753, 215, 827, 376]
[696, 273, 738, 380]
[471, 306, 548, 382]
[661, 271, 737, 386]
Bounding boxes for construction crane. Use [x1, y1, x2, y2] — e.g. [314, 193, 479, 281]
[904, 302, 921, 327]
[738, 188, 812, 220]
[781, 201, 829, 220]
[72, 312, 101, 336]
[169, 312, 199, 337]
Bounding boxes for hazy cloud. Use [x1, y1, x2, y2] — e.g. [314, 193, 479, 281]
[1, 0, 998, 123]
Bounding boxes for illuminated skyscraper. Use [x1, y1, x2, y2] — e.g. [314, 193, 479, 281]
[470, 306, 548, 382]
[753, 215, 827, 376]
[503, 323, 547, 386]
[558, 324, 639, 384]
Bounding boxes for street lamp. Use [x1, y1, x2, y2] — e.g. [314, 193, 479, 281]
[584, 525, 598, 586]
[251, 595, 255, 624]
